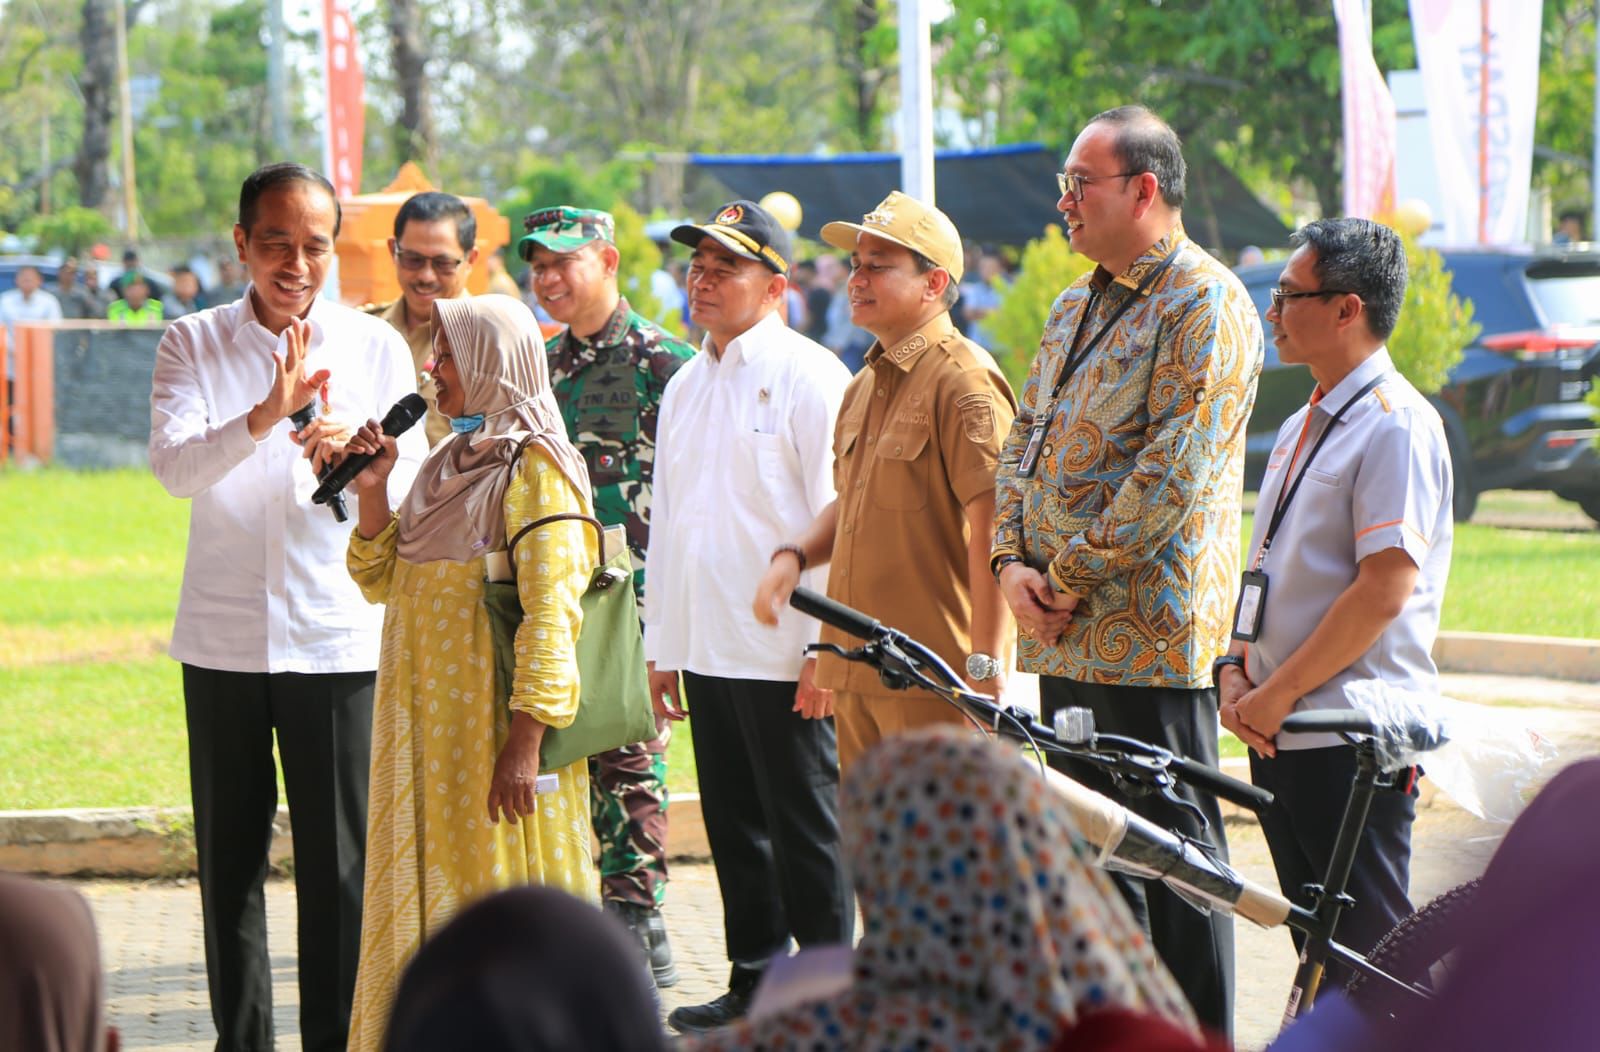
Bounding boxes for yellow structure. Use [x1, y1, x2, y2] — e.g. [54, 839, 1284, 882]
[334, 163, 512, 308]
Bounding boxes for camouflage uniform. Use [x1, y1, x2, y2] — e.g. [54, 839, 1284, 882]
[547, 295, 695, 908]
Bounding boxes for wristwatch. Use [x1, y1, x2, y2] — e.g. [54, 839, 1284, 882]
[1211, 653, 1247, 687]
[966, 653, 1003, 682]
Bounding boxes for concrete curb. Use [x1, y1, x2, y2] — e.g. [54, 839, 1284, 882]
[1434, 631, 1600, 682]
[0, 798, 708, 879]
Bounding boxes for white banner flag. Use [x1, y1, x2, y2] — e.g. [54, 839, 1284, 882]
[1334, 0, 1398, 219]
[1409, 0, 1542, 244]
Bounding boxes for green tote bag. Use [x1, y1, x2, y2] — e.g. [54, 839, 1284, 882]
[484, 512, 655, 771]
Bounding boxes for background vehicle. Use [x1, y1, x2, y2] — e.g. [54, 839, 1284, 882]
[1235, 247, 1600, 524]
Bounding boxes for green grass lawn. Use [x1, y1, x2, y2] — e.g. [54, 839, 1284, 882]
[3, 468, 1595, 808]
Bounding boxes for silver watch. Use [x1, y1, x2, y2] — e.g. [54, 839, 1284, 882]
[966, 653, 1002, 682]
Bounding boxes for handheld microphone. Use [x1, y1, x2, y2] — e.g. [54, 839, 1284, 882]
[312, 393, 427, 505]
[289, 402, 348, 522]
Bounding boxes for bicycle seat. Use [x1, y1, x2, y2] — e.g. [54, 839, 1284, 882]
[1280, 710, 1447, 754]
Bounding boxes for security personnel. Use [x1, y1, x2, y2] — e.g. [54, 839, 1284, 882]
[518, 205, 695, 986]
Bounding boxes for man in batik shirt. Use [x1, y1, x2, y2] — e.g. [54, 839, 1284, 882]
[990, 105, 1263, 1038]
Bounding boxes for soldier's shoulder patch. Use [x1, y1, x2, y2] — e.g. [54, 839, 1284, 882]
[956, 391, 996, 443]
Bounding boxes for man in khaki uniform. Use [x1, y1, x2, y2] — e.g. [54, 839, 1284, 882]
[364, 191, 479, 447]
[754, 191, 1016, 769]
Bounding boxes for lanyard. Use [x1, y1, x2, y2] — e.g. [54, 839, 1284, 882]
[1043, 245, 1183, 407]
[1254, 373, 1388, 568]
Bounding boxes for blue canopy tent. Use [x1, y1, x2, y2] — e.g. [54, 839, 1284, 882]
[689, 143, 1289, 253]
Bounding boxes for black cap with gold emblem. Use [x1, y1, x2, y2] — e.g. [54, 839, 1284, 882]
[671, 200, 791, 275]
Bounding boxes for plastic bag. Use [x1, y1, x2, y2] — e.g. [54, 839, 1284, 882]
[1343, 681, 1559, 823]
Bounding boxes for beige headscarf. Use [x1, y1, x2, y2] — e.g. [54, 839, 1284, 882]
[396, 295, 591, 564]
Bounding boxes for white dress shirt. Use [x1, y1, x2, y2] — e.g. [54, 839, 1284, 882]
[643, 311, 850, 681]
[1244, 347, 1454, 750]
[0, 287, 63, 378]
[149, 287, 426, 674]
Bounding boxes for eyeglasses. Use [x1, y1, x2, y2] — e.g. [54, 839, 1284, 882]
[1269, 287, 1356, 311]
[394, 249, 465, 276]
[1056, 171, 1143, 199]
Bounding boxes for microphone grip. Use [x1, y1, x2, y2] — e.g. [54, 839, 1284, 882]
[290, 403, 349, 522]
[312, 394, 427, 505]
[789, 587, 882, 641]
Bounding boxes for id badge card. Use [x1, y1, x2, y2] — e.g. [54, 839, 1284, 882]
[1017, 416, 1049, 478]
[1232, 569, 1269, 642]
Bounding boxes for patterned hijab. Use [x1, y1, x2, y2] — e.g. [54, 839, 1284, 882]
[396, 295, 590, 564]
[684, 727, 1197, 1052]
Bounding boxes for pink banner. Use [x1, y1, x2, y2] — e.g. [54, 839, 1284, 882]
[1334, 0, 1397, 220]
[322, 0, 364, 199]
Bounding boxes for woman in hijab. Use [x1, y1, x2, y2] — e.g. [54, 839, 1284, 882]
[341, 295, 599, 1051]
[0, 873, 117, 1052]
[383, 885, 665, 1052]
[683, 727, 1203, 1052]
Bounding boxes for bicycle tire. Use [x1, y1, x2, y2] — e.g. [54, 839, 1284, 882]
[1344, 878, 1480, 1019]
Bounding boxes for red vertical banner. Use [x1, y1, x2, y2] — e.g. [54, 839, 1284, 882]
[1333, 0, 1397, 220]
[322, 0, 364, 198]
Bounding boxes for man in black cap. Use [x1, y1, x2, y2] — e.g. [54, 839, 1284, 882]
[645, 200, 854, 1034]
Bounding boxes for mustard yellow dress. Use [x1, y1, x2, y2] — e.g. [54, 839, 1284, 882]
[346, 447, 599, 1051]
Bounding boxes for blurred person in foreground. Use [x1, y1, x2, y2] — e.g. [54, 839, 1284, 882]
[342, 295, 599, 1051]
[682, 727, 1212, 1052]
[383, 886, 666, 1052]
[0, 872, 120, 1052]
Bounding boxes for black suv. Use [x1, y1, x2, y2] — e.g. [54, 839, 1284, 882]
[1235, 247, 1600, 524]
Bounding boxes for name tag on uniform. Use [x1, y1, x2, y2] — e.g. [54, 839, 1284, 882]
[1232, 569, 1269, 642]
[1017, 416, 1049, 478]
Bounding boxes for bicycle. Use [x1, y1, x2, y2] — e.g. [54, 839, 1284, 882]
[789, 586, 1475, 1031]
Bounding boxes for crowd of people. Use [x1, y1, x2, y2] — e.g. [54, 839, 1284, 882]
[2, 100, 1520, 1052]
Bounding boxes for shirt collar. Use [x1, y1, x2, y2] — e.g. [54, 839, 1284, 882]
[867, 311, 955, 372]
[1089, 223, 1189, 297]
[560, 296, 633, 358]
[1314, 346, 1394, 412]
[704, 310, 782, 366]
[231, 284, 330, 350]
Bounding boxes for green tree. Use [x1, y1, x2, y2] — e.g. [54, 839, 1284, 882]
[984, 224, 1094, 392]
[1388, 231, 1477, 395]
[936, 1, 1415, 219]
[20, 206, 115, 255]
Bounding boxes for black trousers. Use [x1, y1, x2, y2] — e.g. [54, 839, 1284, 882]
[1040, 677, 1235, 1038]
[183, 666, 374, 1052]
[1249, 744, 1416, 988]
[682, 672, 852, 966]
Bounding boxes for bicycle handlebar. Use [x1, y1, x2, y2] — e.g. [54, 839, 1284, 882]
[790, 586, 1272, 812]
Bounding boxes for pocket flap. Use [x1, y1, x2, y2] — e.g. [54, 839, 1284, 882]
[876, 428, 930, 461]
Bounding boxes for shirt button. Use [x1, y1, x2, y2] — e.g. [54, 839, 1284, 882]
[866, 434, 876, 443]
[843, 523, 853, 533]
[856, 480, 864, 489]
[876, 387, 885, 397]
[893, 444, 903, 455]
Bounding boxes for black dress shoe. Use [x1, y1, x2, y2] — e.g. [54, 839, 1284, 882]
[608, 901, 679, 987]
[666, 964, 763, 1033]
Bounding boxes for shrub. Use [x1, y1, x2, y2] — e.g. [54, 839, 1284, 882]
[984, 224, 1095, 393]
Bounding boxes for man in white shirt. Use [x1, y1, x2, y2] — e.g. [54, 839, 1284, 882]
[149, 162, 425, 1052]
[643, 200, 853, 1035]
[1, 265, 63, 438]
[1218, 217, 1453, 986]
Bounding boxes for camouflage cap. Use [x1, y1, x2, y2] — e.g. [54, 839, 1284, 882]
[819, 191, 965, 282]
[516, 206, 616, 260]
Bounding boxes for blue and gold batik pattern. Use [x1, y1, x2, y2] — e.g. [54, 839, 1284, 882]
[992, 226, 1263, 687]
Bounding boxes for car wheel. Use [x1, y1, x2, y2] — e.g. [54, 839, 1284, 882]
[1575, 492, 1600, 529]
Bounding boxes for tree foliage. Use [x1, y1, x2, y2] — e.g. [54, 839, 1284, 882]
[985, 224, 1094, 393]
[1388, 231, 1477, 395]
[21, 206, 115, 255]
